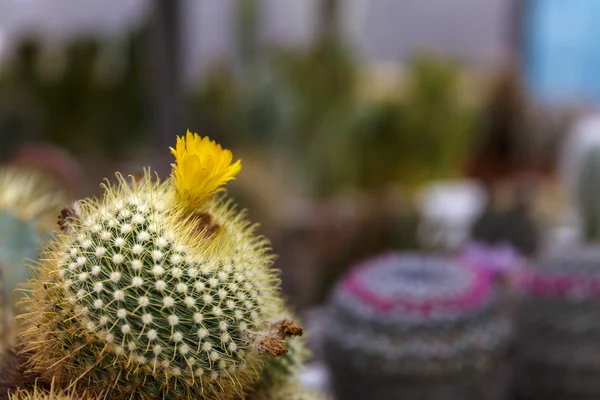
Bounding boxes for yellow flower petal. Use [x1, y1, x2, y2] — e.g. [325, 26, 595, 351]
[170, 131, 241, 210]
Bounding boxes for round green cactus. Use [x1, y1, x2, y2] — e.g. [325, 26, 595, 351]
[0, 167, 67, 302]
[19, 133, 305, 399]
[0, 166, 67, 346]
[0, 211, 39, 302]
[62, 187, 276, 377]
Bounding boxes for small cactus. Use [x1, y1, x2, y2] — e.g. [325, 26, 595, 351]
[517, 245, 600, 398]
[323, 253, 513, 400]
[0, 166, 67, 345]
[0, 167, 67, 302]
[576, 146, 600, 242]
[19, 132, 305, 399]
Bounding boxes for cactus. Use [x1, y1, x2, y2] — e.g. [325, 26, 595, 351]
[517, 245, 600, 398]
[0, 167, 67, 313]
[576, 146, 600, 242]
[9, 383, 95, 400]
[18, 132, 307, 399]
[10, 389, 77, 400]
[323, 253, 513, 400]
[397, 56, 477, 187]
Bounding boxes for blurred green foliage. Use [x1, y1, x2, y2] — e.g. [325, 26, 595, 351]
[0, 25, 478, 198]
[226, 49, 479, 197]
[0, 30, 147, 159]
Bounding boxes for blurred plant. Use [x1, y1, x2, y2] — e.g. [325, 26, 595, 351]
[235, 0, 260, 70]
[323, 253, 513, 400]
[267, 39, 359, 197]
[0, 166, 67, 347]
[466, 67, 529, 184]
[396, 56, 478, 187]
[188, 62, 241, 149]
[517, 246, 600, 398]
[470, 183, 540, 257]
[342, 55, 479, 193]
[576, 146, 600, 241]
[0, 30, 147, 159]
[92, 29, 147, 157]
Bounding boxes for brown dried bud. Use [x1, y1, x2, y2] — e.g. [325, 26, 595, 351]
[254, 333, 289, 357]
[251, 319, 303, 358]
[57, 201, 81, 233]
[274, 319, 303, 339]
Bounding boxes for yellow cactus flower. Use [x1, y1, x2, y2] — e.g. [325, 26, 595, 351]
[170, 131, 241, 210]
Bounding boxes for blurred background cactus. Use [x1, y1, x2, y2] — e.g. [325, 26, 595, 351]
[0, 30, 147, 161]
[0, 166, 68, 324]
[516, 247, 600, 399]
[575, 146, 600, 242]
[323, 253, 513, 400]
[394, 56, 479, 188]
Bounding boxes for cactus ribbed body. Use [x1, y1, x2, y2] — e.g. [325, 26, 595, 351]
[323, 253, 513, 400]
[21, 172, 292, 399]
[517, 246, 600, 398]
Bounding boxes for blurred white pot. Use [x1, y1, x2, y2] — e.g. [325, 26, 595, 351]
[417, 180, 487, 251]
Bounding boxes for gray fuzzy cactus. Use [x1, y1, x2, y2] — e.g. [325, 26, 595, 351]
[516, 245, 600, 398]
[576, 146, 600, 242]
[323, 253, 513, 400]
